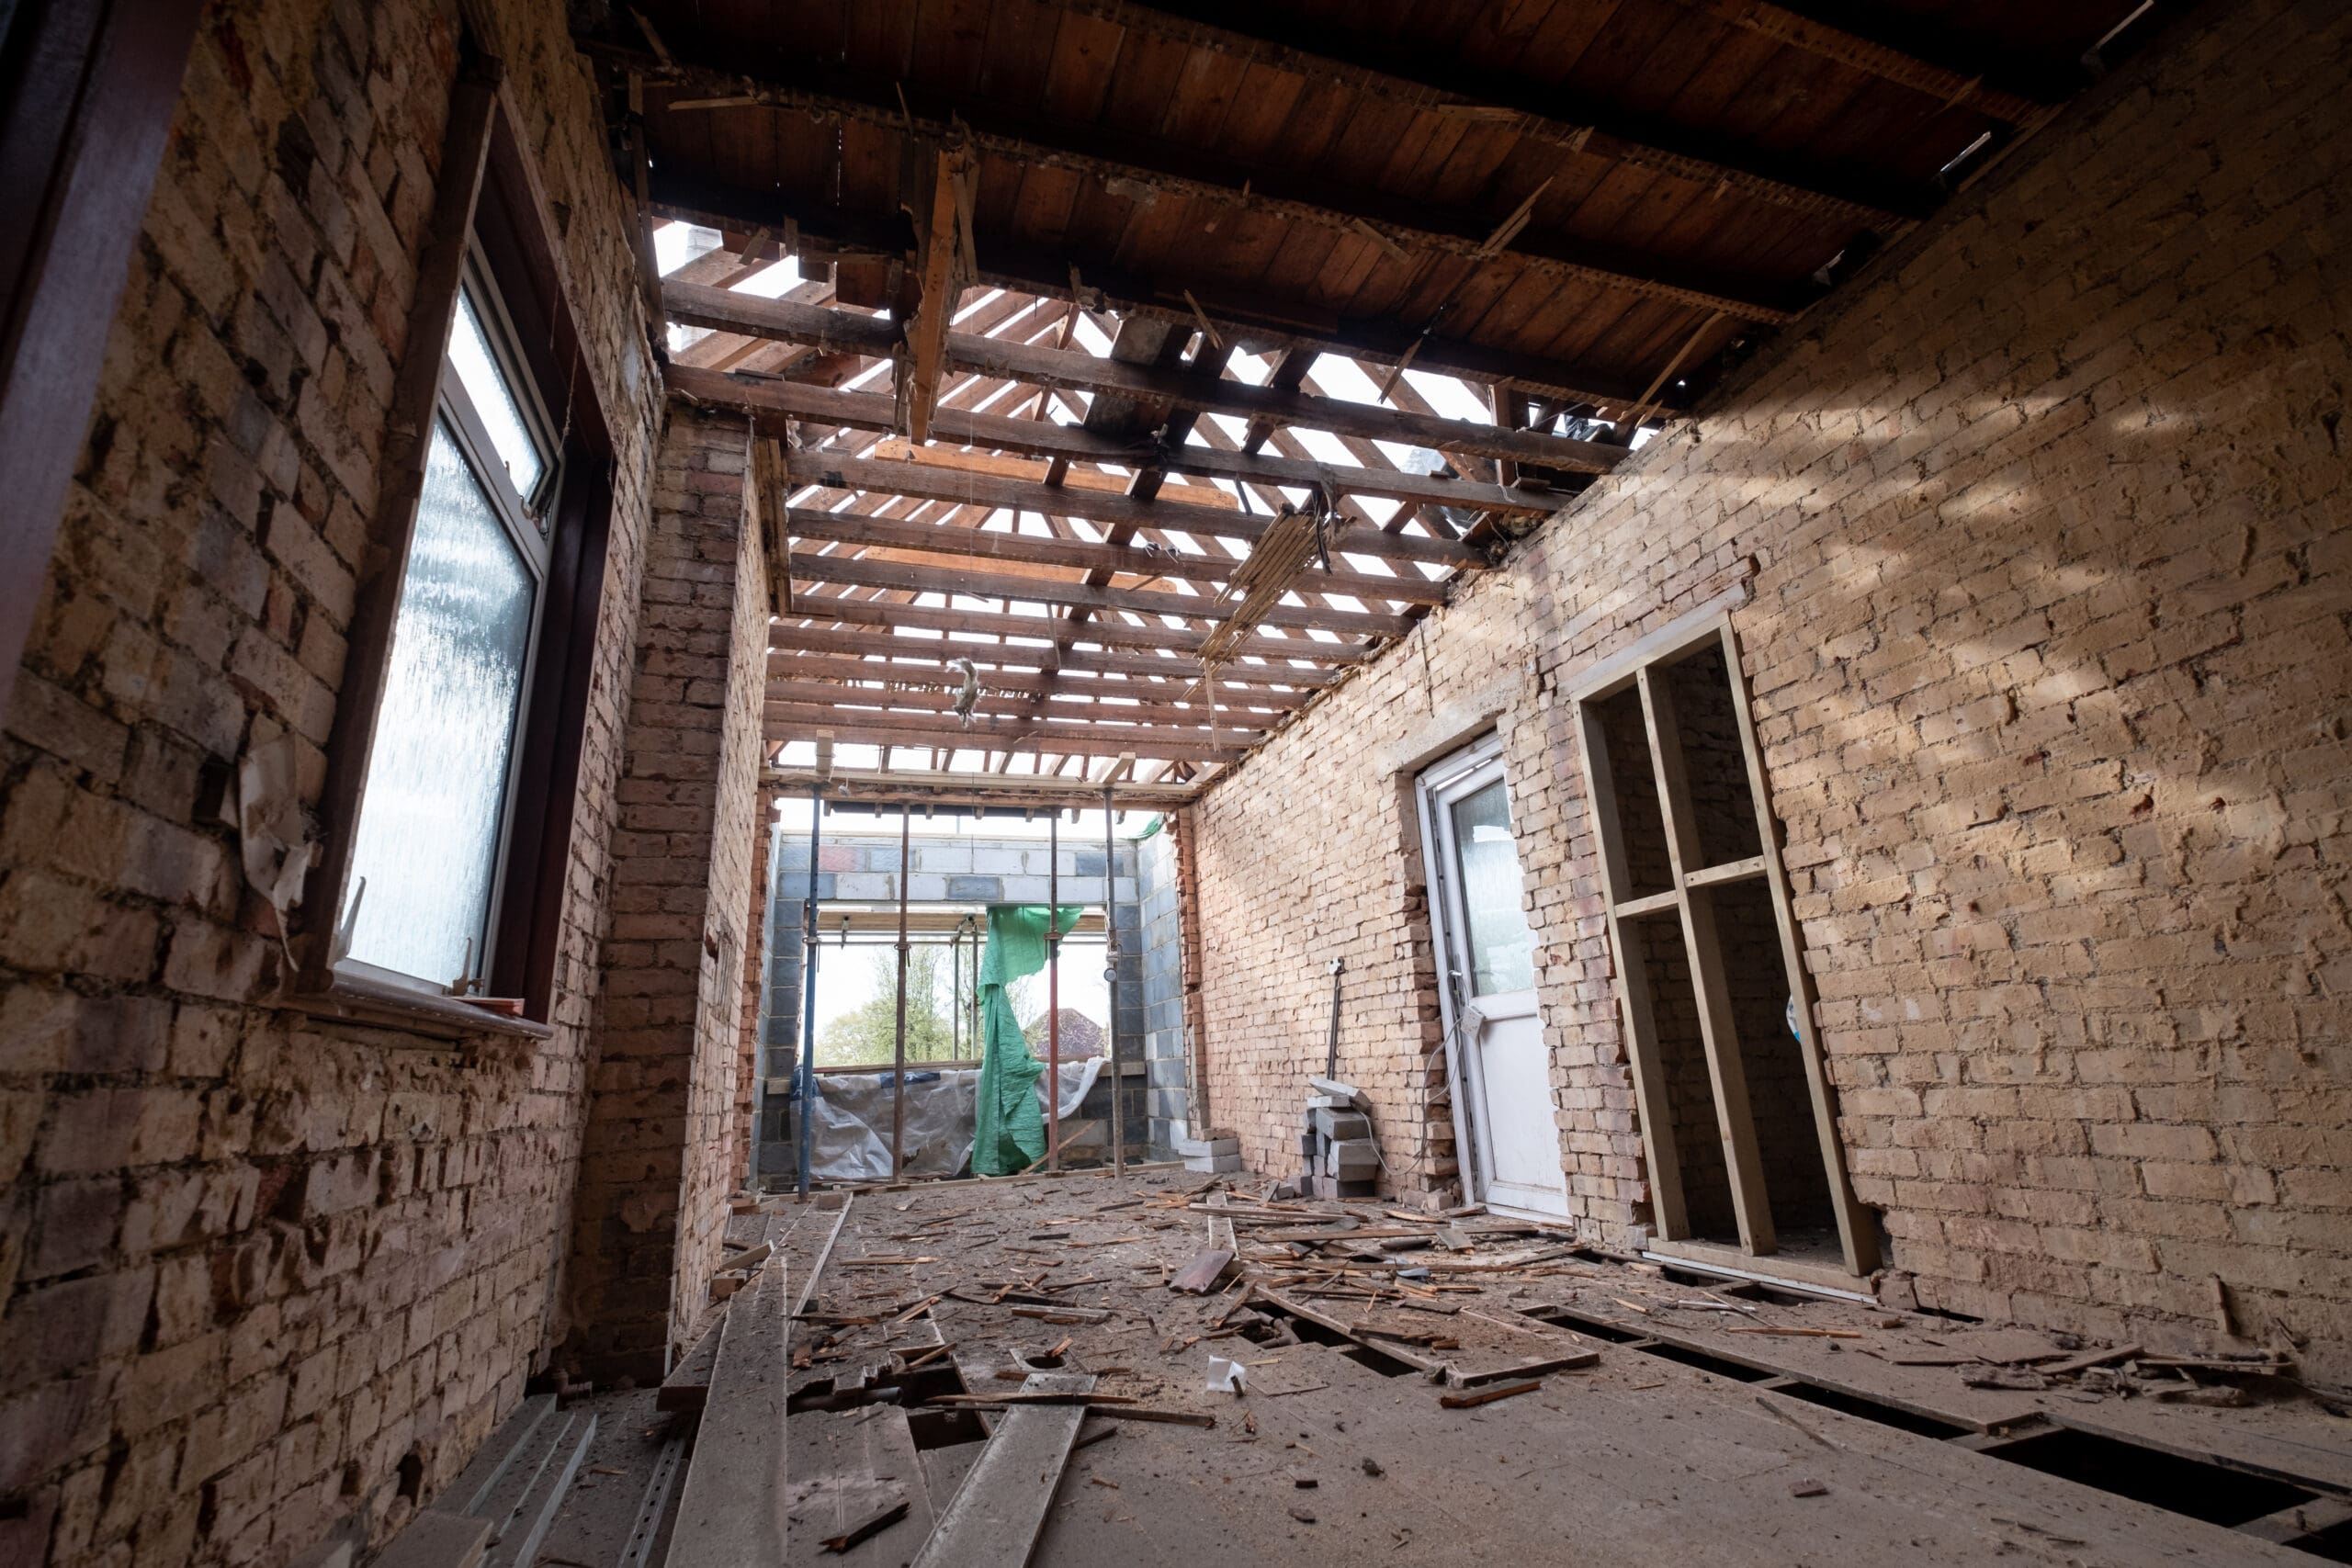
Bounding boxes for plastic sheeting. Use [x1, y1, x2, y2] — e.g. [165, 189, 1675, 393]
[800, 1057, 1103, 1182]
[973, 904, 1082, 1175]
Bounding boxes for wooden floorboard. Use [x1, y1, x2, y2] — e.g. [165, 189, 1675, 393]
[731, 1168, 2345, 1567]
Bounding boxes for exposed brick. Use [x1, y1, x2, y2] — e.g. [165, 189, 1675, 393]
[1187, 0, 2352, 1382]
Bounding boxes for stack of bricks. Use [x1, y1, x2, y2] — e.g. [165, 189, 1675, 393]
[567, 406, 768, 1383]
[1188, 0, 2352, 1382]
[0, 0, 663, 1560]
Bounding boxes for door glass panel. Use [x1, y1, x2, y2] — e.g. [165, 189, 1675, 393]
[1451, 778, 1534, 995]
[345, 417, 537, 984]
[448, 284, 547, 504]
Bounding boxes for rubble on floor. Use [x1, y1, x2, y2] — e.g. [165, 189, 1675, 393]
[376, 1168, 2352, 1565]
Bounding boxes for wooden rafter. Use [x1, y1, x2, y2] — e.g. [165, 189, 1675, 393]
[604, 50, 1806, 323]
[1040, 2, 1965, 219]
[773, 591, 1373, 664]
[766, 654, 1318, 711]
[763, 765, 1198, 813]
[785, 551, 1413, 637]
[781, 506, 1449, 606]
[648, 175, 1666, 401]
[667, 361, 1565, 514]
[769, 681, 1265, 728]
[781, 452, 1478, 571]
[666, 283, 1635, 468]
[592, 5, 1918, 231]
[763, 706, 1252, 762]
[1686, 0, 2049, 124]
[764, 628, 1340, 688]
[902, 143, 972, 442]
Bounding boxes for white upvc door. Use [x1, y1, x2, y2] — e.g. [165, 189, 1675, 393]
[1420, 739, 1569, 1220]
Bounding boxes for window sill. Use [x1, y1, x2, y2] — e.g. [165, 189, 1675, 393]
[278, 970, 553, 1043]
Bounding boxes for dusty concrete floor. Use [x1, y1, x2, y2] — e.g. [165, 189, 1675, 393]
[526, 1167, 2352, 1566]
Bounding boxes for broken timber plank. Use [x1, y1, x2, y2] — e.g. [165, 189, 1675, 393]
[1170, 1248, 1235, 1293]
[795, 1197, 854, 1317]
[658, 1310, 727, 1414]
[786, 1404, 935, 1563]
[668, 1251, 791, 1568]
[369, 1511, 492, 1568]
[1445, 1352, 1600, 1389]
[908, 1373, 1095, 1568]
[1439, 1380, 1544, 1410]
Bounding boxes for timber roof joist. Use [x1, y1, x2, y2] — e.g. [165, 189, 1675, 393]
[599, 0, 2162, 794]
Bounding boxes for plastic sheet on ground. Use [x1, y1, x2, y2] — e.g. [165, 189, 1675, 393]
[801, 1057, 1103, 1181]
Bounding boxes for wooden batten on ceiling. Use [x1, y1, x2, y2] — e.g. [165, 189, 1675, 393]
[665, 282, 1636, 469]
[602, 51, 1806, 324]
[781, 452, 1480, 571]
[648, 178, 1667, 401]
[764, 765, 1199, 812]
[785, 552, 1415, 638]
[667, 362, 1562, 516]
[777, 592, 1377, 664]
[616, 0, 2136, 783]
[764, 626, 1343, 688]
[762, 708, 1253, 763]
[764, 654, 1318, 711]
[767, 681, 1267, 728]
[780, 507, 1452, 606]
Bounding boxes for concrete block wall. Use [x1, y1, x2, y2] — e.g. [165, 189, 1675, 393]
[1187, 0, 2352, 1380]
[0, 0, 662, 1559]
[753, 827, 1147, 1180]
[1136, 821, 1193, 1156]
[565, 406, 768, 1382]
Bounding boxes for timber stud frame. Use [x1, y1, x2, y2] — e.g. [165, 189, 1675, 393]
[1570, 611, 1880, 1280]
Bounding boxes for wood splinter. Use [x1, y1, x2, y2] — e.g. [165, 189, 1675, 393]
[1438, 1380, 1543, 1410]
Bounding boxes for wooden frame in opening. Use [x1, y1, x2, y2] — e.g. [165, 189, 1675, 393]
[288, 53, 619, 1037]
[1570, 612, 1878, 1278]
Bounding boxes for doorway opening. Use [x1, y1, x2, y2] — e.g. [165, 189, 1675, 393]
[1416, 735, 1568, 1221]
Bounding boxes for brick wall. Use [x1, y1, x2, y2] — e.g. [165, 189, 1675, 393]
[0, 0, 662, 1559]
[1190, 0, 2352, 1378]
[565, 406, 766, 1382]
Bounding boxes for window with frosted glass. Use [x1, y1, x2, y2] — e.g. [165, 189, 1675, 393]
[447, 285, 548, 505]
[343, 419, 537, 982]
[339, 251, 555, 991]
[1451, 779, 1535, 995]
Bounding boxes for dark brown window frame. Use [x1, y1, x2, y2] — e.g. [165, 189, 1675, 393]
[0, 0, 208, 721]
[287, 51, 618, 1041]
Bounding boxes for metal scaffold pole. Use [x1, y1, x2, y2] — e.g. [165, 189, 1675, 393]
[796, 785, 824, 1196]
[1105, 785, 1124, 1174]
[1046, 812, 1061, 1172]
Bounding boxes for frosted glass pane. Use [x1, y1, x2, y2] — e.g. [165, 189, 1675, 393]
[344, 418, 537, 984]
[448, 286, 546, 502]
[1452, 780, 1534, 996]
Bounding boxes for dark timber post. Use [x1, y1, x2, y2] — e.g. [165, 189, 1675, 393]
[1104, 785, 1125, 1174]
[797, 787, 823, 1195]
[1047, 811, 1060, 1171]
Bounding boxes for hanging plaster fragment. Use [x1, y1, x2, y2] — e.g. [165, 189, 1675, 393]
[223, 730, 319, 972]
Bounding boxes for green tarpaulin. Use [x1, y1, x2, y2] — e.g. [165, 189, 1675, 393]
[971, 903, 1082, 1176]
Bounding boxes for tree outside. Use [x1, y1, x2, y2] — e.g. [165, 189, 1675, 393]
[815, 946, 970, 1066]
[809, 938, 1103, 1068]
